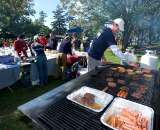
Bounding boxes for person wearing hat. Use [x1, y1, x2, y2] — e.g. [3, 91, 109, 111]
[88, 18, 127, 71]
[31, 35, 48, 86]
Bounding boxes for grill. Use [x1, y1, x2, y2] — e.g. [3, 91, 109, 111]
[85, 65, 155, 106]
[19, 64, 160, 130]
[38, 98, 110, 130]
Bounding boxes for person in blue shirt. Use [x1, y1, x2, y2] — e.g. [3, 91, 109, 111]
[31, 36, 48, 86]
[88, 18, 127, 71]
[59, 36, 72, 55]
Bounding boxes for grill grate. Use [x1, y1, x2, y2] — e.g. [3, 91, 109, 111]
[37, 64, 158, 130]
[86, 65, 155, 106]
[38, 99, 111, 130]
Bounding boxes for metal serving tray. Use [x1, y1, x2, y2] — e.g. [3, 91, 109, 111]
[67, 86, 113, 112]
[100, 97, 154, 130]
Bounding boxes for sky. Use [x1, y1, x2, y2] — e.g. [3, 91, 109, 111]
[31, 0, 60, 28]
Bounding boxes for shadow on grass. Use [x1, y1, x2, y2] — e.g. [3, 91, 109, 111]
[0, 77, 65, 130]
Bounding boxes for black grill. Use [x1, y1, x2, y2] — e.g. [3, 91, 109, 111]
[86, 67, 155, 106]
[38, 99, 111, 130]
[35, 64, 159, 130]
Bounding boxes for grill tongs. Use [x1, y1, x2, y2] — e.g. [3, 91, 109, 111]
[91, 64, 113, 76]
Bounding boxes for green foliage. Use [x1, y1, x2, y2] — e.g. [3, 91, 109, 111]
[4, 16, 38, 37]
[0, 0, 50, 37]
[36, 11, 47, 25]
[51, 5, 67, 35]
[0, 0, 35, 30]
[60, 0, 160, 48]
[34, 11, 50, 35]
[39, 25, 51, 35]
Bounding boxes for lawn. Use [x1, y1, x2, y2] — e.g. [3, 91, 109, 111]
[0, 78, 64, 130]
[104, 49, 121, 64]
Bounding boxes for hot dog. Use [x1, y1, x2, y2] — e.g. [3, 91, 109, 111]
[106, 108, 149, 130]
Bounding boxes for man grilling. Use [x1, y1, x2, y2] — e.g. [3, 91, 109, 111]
[88, 18, 127, 71]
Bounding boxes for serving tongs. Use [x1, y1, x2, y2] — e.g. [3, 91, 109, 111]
[90, 64, 112, 77]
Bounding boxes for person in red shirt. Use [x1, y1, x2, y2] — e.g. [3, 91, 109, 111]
[37, 33, 48, 46]
[14, 34, 28, 58]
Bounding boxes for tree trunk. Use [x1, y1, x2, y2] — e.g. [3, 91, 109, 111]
[148, 15, 154, 45]
[136, 28, 143, 48]
[122, 24, 133, 50]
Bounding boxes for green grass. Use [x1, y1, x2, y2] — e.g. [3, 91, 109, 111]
[0, 78, 64, 130]
[104, 49, 121, 64]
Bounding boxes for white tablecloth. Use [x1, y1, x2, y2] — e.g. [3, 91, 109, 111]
[0, 64, 20, 89]
[0, 47, 14, 56]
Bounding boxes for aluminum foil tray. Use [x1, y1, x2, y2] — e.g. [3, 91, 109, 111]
[100, 97, 154, 130]
[67, 86, 113, 112]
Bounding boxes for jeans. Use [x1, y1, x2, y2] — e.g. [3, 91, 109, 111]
[36, 54, 48, 85]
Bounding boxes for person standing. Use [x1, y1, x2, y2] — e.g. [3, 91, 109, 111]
[14, 34, 28, 59]
[32, 36, 48, 86]
[88, 18, 127, 71]
[58, 36, 72, 79]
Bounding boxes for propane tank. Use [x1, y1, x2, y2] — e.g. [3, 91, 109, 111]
[140, 50, 159, 70]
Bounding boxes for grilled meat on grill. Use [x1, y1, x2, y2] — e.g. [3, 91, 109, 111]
[117, 67, 126, 73]
[106, 78, 114, 82]
[108, 82, 116, 88]
[117, 79, 126, 85]
[142, 68, 152, 74]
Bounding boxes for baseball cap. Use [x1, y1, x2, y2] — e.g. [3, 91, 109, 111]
[113, 18, 125, 31]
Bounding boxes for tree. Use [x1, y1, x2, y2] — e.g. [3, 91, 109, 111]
[60, 0, 108, 36]
[39, 25, 51, 35]
[60, 0, 160, 49]
[0, 0, 37, 37]
[51, 5, 67, 35]
[0, 0, 51, 38]
[0, 0, 35, 30]
[34, 11, 50, 35]
[36, 11, 47, 25]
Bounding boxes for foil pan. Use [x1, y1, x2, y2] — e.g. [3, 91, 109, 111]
[100, 97, 154, 130]
[67, 86, 113, 112]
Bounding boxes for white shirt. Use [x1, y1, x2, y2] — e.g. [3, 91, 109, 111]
[109, 45, 125, 61]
